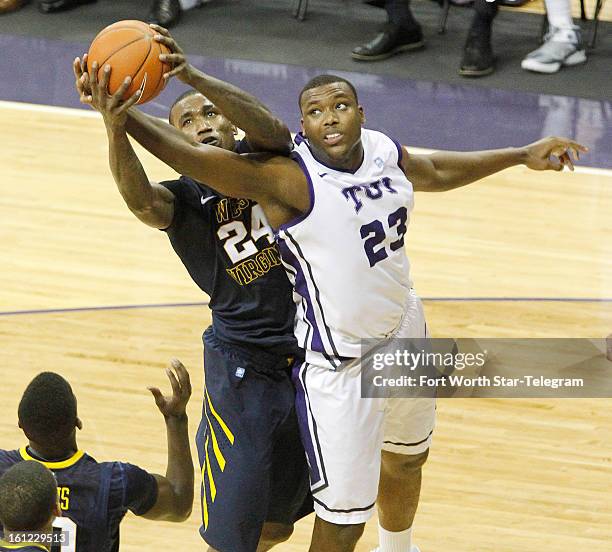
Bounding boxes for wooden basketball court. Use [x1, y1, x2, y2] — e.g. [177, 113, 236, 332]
[1, 101, 610, 551]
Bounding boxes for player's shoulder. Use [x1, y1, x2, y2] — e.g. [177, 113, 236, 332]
[0, 448, 22, 470]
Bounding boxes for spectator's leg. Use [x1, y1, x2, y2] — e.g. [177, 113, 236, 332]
[521, 0, 586, 73]
[352, 0, 424, 61]
[148, 0, 205, 29]
[458, 0, 498, 77]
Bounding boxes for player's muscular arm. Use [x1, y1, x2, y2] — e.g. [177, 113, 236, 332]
[106, 126, 175, 229]
[142, 360, 194, 522]
[126, 109, 309, 221]
[74, 57, 174, 228]
[403, 137, 587, 192]
[151, 25, 292, 154]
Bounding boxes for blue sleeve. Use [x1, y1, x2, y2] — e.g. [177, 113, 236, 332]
[159, 177, 213, 234]
[108, 462, 158, 516]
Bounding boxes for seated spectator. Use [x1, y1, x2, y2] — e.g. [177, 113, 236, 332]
[148, 0, 208, 28]
[0, 360, 194, 552]
[460, 0, 586, 77]
[521, 0, 586, 73]
[0, 462, 60, 552]
[352, 0, 424, 60]
[38, 0, 97, 13]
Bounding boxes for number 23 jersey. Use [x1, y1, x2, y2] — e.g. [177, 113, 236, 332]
[276, 129, 414, 366]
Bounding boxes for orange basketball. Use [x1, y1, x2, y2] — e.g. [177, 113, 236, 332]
[88, 20, 171, 105]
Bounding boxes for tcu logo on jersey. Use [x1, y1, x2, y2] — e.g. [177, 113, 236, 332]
[342, 177, 398, 213]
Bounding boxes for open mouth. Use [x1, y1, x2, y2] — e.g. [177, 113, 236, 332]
[323, 132, 343, 146]
[201, 136, 219, 146]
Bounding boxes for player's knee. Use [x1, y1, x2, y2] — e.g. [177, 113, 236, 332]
[314, 517, 365, 551]
[259, 522, 294, 546]
[382, 449, 429, 476]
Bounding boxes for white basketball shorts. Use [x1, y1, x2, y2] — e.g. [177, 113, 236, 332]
[292, 289, 436, 524]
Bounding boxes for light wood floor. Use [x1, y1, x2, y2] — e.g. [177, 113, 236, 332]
[1, 103, 611, 551]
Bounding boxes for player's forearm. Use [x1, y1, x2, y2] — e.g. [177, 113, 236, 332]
[125, 109, 269, 201]
[183, 67, 292, 153]
[428, 147, 527, 191]
[163, 414, 194, 519]
[106, 125, 156, 212]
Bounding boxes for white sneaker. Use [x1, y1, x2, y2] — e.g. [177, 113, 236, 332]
[521, 27, 586, 74]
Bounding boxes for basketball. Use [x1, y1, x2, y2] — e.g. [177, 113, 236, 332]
[88, 20, 171, 105]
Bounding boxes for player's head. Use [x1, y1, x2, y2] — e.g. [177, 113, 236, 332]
[18, 372, 82, 451]
[299, 74, 365, 170]
[0, 461, 60, 532]
[169, 90, 237, 151]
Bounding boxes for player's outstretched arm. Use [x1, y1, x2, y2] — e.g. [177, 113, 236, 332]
[142, 359, 194, 522]
[74, 57, 174, 229]
[403, 137, 588, 192]
[151, 24, 292, 155]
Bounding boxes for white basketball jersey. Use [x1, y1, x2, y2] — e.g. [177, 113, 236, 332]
[276, 129, 414, 368]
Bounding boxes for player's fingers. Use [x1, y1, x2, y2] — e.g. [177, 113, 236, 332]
[73, 57, 83, 80]
[166, 367, 181, 397]
[147, 387, 165, 408]
[163, 65, 186, 80]
[111, 76, 132, 108]
[149, 23, 170, 36]
[118, 88, 142, 113]
[154, 34, 175, 48]
[160, 53, 184, 64]
[548, 157, 563, 171]
[171, 359, 192, 396]
[100, 64, 112, 96]
[90, 61, 99, 86]
[82, 53, 88, 74]
[560, 152, 574, 171]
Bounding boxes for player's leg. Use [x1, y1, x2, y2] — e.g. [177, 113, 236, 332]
[257, 366, 313, 551]
[292, 361, 385, 552]
[374, 290, 435, 552]
[197, 328, 290, 552]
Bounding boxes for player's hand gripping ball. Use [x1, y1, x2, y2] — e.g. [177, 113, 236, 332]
[88, 20, 171, 104]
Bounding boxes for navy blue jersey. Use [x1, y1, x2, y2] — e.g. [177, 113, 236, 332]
[160, 148, 297, 353]
[0, 449, 158, 552]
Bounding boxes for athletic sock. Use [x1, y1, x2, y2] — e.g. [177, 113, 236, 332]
[545, 0, 576, 30]
[378, 524, 412, 552]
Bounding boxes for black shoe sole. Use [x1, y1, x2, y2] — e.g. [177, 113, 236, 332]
[351, 40, 425, 61]
[458, 64, 495, 77]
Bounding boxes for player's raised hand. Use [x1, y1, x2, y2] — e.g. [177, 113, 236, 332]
[83, 61, 142, 130]
[148, 359, 192, 419]
[150, 24, 191, 84]
[73, 56, 93, 105]
[523, 137, 588, 172]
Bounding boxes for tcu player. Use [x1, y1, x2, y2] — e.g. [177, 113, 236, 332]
[81, 65, 585, 552]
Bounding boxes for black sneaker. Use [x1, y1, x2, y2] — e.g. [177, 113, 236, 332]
[148, 0, 181, 29]
[352, 23, 424, 61]
[459, 33, 495, 77]
[38, 0, 96, 13]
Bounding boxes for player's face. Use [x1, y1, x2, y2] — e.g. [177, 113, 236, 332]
[170, 94, 236, 151]
[300, 82, 365, 171]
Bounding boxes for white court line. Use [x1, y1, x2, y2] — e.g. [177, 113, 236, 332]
[2, 99, 611, 178]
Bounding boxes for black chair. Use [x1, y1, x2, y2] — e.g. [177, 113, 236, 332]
[293, 0, 451, 34]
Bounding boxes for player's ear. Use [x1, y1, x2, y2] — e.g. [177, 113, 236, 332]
[300, 117, 306, 137]
[76, 417, 83, 431]
[53, 499, 62, 517]
[359, 105, 365, 126]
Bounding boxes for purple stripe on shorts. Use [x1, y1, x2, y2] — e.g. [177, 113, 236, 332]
[291, 363, 322, 486]
[277, 236, 325, 354]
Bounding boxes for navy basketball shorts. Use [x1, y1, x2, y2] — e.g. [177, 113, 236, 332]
[196, 327, 313, 552]
[292, 289, 436, 524]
